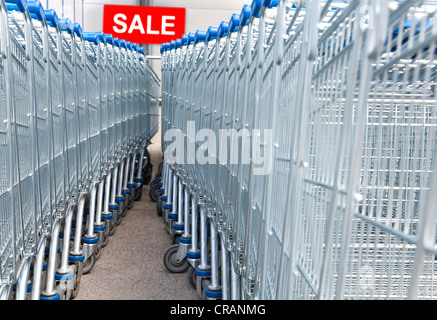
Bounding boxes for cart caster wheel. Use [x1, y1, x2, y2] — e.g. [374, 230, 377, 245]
[70, 261, 82, 300]
[134, 186, 143, 201]
[188, 266, 196, 289]
[157, 196, 163, 216]
[128, 198, 135, 210]
[163, 244, 188, 273]
[94, 244, 102, 261]
[102, 232, 110, 247]
[143, 167, 153, 185]
[149, 184, 159, 202]
[82, 254, 95, 275]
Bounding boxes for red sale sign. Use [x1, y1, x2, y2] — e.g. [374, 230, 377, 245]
[103, 5, 186, 44]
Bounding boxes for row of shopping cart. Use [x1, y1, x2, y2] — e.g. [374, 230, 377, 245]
[0, 0, 160, 300]
[159, 0, 437, 300]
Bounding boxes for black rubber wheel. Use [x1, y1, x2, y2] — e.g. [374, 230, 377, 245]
[94, 243, 102, 261]
[82, 253, 95, 275]
[149, 184, 159, 202]
[134, 186, 143, 201]
[188, 265, 196, 289]
[143, 166, 153, 185]
[163, 244, 188, 273]
[156, 195, 163, 216]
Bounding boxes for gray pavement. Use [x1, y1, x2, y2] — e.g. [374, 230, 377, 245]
[75, 141, 199, 300]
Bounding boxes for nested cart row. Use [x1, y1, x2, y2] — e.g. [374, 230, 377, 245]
[158, 0, 437, 300]
[0, 0, 160, 300]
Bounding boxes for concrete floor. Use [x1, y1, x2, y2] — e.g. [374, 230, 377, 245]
[75, 139, 199, 300]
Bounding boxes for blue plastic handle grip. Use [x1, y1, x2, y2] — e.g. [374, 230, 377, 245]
[59, 18, 73, 33]
[170, 40, 176, 50]
[119, 39, 127, 48]
[5, 0, 27, 13]
[83, 32, 99, 45]
[206, 26, 218, 41]
[251, 0, 262, 18]
[194, 30, 206, 44]
[113, 37, 119, 46]
[27, 0, 45, 21]
[73, 22, 83, 38]
[229, 13, 240, 33]
[175, 39, 181, 49]
[138, 47, 145, 55]
[44, 9, 58, 28]
[104, 34, 113, 44]
[263, 0, 279, 8]
[181, 34, 189, 45]
[188, 32, 196, 45]
[239, 4, 252, 27]
[217, 21, 229, 38]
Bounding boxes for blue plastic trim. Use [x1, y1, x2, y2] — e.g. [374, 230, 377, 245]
[160, 196, 168, 201]
[94, 224, 106, 231]
[205, 288, 222, 299]
[101, 213, 113, 220]
[251, 0, 262, 18]
[5, 0, 27, 13]
[138, 47, 145, 55]
[176, 39, 182, 49]
[104, 33, 113, 44]
[122, 189, 131, 195]
[109, 204, 120, 211]
[194, 30, 206, 44]
[158, 189, 164, 194]
[69, 254, 85, 262]
[44, 9, 59, 28]
[179, 237, 191, 244]
[119, 39, 127, 49]
[116, 197, 125, 202]
[181, 34, 189, 46]
[163, 204, 172, 210]
[94, 31, 105, 43]
[217, 21, 229, 38]
[113, 37, 120, 47]
[168, 213, 178, 220]
[173, 223, 184, 230]
[195, 268, 211, 277]
[12, 283, 32, 293]
[229, 13, 240, 33]
[82, 235, 98, 244]
[30, 263, 48, 271]
[45, 247, 61, 254]
[263, 0, 279, 8]
[170, 40, 176, 50]
[240, 4, 252, 27]
[73, 22, 83, 38]
[55, 271, 74, 281]
[59, 18, 73, 34]
[127, 183, 137, 188]
[27, 0, 45, 22]
[134, 178, 144, 183]
[186, 251, 200, 259]
[40, 292, 61, 300]
[188, 32, 196, 45]
[206, 26, 218, 41]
